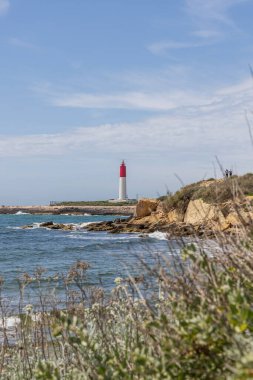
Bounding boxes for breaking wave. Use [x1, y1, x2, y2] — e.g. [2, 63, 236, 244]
[148, 231, 168, 241]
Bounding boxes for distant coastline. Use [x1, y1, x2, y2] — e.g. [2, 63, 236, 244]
[0, 205, 136, 216]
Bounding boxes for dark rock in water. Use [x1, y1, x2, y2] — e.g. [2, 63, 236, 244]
[21, 221, 75, 231]
[40, 221, 54, 227]
[48, 223, 74, 231]
[50, 224, 63, 230]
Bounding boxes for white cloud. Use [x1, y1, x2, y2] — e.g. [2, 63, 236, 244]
[51, 90, 213, 111]
[0, 0, 9, 15]
[1, 77, 253, 160]
[185, 0, 248, 26]
[147, 40, 210, 55]
[148, 0, 249, 56]
[39, 77, 253, 112]
[9, 37, 38, 50]
[216, 79, 253, 97]
[191, 30, 222, 39]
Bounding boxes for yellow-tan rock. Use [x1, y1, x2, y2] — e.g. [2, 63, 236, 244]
[184, 199, 226, 226]
[135, 198, 159, 218]
[130, 213, 165, 225]
[226, 211, 253, 226]
[166, 209, 183, 223]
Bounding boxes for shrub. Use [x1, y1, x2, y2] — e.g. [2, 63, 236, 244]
[161, 173, 253, 214]
[0, 229, 253, 378]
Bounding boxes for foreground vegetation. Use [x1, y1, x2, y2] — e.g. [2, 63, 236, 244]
[0, 226, 253, 379]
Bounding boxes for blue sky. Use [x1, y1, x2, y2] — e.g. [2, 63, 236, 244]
[0, 0, 253, 204]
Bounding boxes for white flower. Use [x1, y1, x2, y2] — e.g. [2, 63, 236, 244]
[23, 304, 33, 314]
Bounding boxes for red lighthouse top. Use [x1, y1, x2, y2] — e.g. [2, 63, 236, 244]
[120, 160, 126, 177]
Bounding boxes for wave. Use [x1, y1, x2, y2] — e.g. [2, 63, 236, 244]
[79, 222, 94, 228]
[148, 231, 168, 241]
[15, 211, 30, 215]
[67, 232, 140, 241]
[0, 316, 20, 329]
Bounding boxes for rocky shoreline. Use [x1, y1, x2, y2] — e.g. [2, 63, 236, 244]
[0, 205, 136, 216]
[16, 176, 253, 238]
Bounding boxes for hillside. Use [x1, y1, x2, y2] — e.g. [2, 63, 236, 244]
[87, 173, 253, 236]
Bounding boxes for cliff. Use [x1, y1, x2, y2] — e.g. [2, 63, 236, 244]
[87, 174, 253, 237]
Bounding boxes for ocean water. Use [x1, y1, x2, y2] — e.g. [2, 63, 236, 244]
[0, 213, 180, 310]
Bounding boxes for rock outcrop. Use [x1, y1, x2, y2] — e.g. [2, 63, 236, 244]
[86, 176, 253, 237]
[21, 222, 76, 231]
[135, 198, 159, 218]
[20, 175, 253, 238]
[183, 199, 230, 231]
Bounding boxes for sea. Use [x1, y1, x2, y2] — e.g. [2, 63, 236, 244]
[0, 212, 179, 312]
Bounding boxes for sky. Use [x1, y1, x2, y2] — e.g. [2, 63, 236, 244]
[1, 0, 253, 204]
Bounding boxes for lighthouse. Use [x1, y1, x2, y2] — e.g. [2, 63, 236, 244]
[119, 160, 127, 200]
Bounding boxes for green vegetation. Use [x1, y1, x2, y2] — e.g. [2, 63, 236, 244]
[162, 173, 253, 213]
[1, 229, 253, 378]
[3, 175, 253, 378]
[52, 200, 137, 207]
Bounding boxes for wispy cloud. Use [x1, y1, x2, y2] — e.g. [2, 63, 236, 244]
[191, 29, 222, 39]
[35, 79, 216, 111]
[9, 37, 39, 50]
[50, 90, 214, 111]
[2, 77, 253, 161]
[147, 40, 209, 55]
[34, 76, 253, 113]
[185, 0, 248, 26]
[148, 0, 249, 56]
[0, 0, 10, 15]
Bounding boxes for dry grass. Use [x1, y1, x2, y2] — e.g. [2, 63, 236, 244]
[0, 228, 253, 379]
[161, 173, 253, 214]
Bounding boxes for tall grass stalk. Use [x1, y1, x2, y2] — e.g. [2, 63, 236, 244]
[0, 227, 252, 379]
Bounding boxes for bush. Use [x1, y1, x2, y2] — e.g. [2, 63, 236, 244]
[1, 229, 253, 379]
[161, 173, 253, 214]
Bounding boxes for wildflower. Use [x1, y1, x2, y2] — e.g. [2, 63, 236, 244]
[114, 277, 123, 285]
[23, 304, 33, 314]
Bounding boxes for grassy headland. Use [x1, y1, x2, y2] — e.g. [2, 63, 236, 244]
[86, 173, 253, 236]
[53, 200, 137, 207]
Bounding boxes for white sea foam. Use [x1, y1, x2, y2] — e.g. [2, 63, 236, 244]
[148, 231, 168, 241]
[83, 213, 91, 216]
[15, 211, 30, 215]
[33, 223, 41, 229]
[79, 222, 93, 228]
[0, 316, 20, 329]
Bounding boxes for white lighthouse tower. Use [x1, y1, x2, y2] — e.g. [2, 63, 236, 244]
[119, 160, 127, 200]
